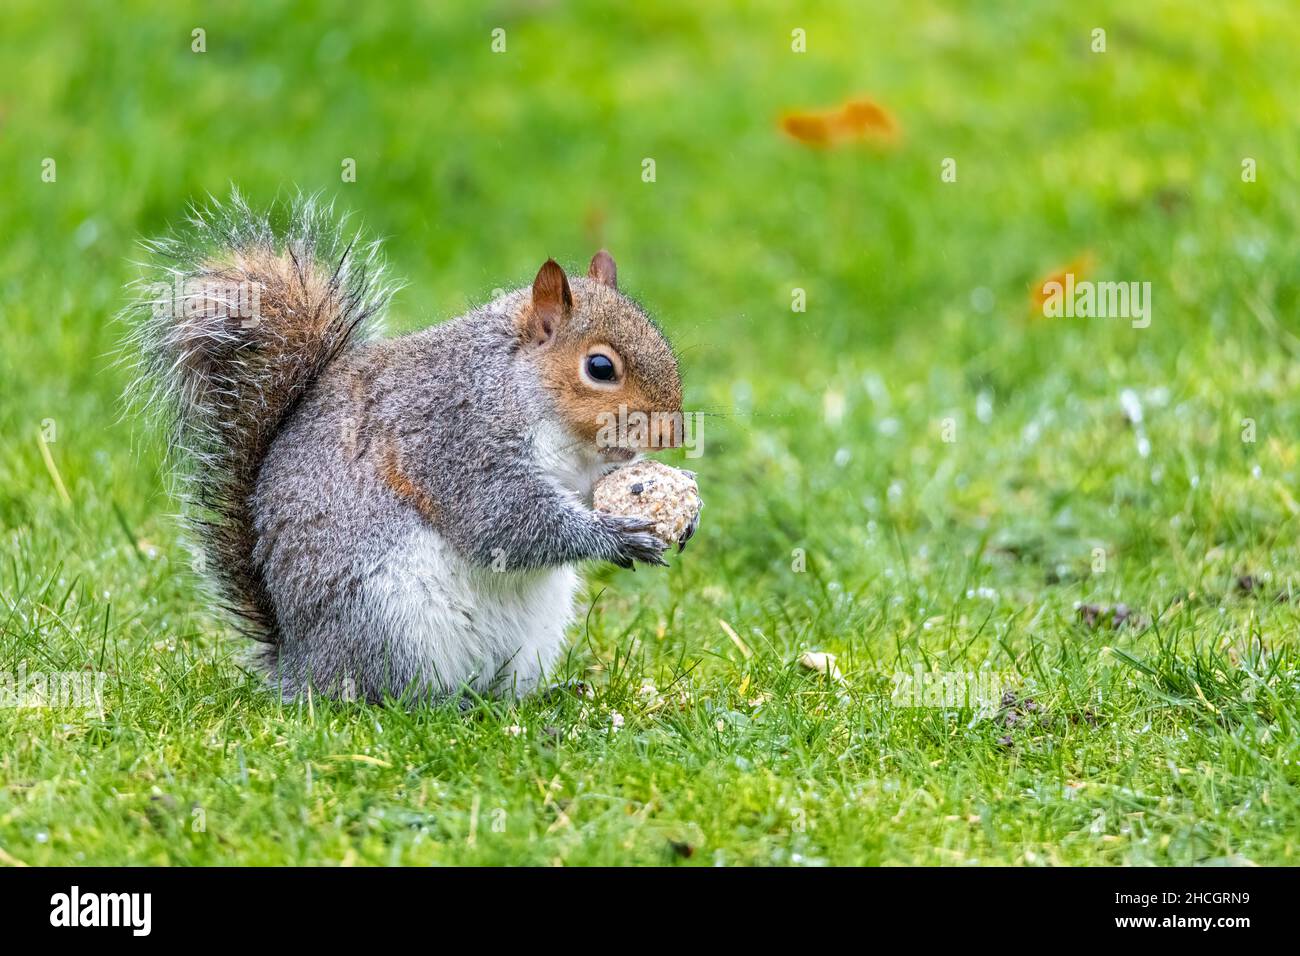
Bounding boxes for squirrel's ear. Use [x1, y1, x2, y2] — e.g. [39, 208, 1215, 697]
[523, 258, 573, 346]
[587, 250, 618, 289]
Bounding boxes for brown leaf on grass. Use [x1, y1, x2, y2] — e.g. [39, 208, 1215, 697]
[780, 97, 899, 148]
[1068, 708, 1100, 728]
[1076, 603, 1103, 628]
[1029, 253, 1095, 315]
[839, 100, 899, 142]
[1076, 602, 1143, 630]
[668, 839, 695, 859]
[582, 204, 606, 248]
[781, 112, 835, 145]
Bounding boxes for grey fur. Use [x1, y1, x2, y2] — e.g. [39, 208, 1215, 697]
[122, 190, 395, 642]
[125, 193, 676, 703]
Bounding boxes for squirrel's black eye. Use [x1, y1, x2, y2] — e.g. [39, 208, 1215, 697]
[586, 354, 617, 382]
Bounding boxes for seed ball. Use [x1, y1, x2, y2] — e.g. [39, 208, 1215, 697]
[593, 460, 702, 548]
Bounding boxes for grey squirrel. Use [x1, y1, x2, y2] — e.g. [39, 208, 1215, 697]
[127, 193, 692, 703]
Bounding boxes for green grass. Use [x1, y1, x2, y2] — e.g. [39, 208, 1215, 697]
[3, 0, 1300, 865]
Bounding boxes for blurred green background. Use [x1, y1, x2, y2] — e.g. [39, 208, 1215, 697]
[1, 1, 1299, 865]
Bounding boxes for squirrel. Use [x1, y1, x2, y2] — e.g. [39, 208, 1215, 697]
[126, 193, 692, 703]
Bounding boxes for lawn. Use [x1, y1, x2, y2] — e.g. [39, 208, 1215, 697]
[2, 0, 1299, 866]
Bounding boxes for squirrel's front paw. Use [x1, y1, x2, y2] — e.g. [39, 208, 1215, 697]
[597, 513, 669, 569]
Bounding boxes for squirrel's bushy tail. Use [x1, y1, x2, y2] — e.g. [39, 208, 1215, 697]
[123, 191, 394, 641]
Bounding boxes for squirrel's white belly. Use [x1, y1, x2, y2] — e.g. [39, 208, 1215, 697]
[366, 524, 579, 697]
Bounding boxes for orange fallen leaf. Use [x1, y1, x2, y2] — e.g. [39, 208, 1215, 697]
[781, 97, 899, 147]
[1030, 253, 1095, 316]
[839, 99, 896, 137]
[781, 112, 835, 145]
